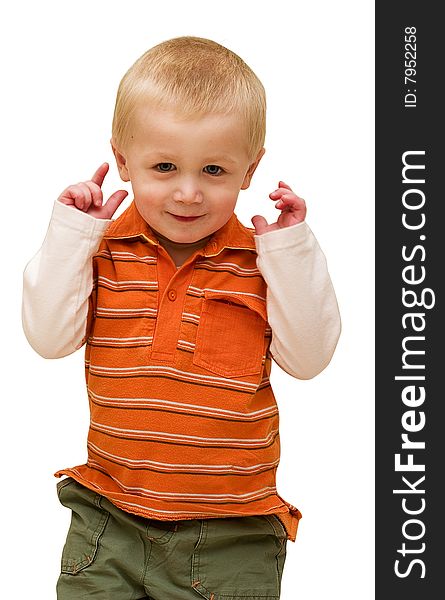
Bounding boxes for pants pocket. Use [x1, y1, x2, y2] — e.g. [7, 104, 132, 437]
[57, 478, 110, 574]
[191, 515, 286, 599]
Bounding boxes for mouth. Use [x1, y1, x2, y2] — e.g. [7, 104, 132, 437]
[168, 213, 204, 222]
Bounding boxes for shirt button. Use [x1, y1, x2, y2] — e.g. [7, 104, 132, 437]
[168, 289, 177, 301]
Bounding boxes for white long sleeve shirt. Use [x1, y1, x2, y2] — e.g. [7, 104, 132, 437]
[22, 199, 340, 379]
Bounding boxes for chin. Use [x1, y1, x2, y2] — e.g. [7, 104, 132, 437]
[174, 233, 205, 244]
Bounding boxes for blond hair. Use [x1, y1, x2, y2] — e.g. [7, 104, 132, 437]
[112, 36, 266, 159]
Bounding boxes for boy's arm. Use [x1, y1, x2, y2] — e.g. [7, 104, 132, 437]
[22, 200, 112, 358]
[22, 163, 127, 358]
[254, 220, 341, 380]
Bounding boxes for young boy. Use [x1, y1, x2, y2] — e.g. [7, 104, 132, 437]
[22, 36, 340, 600]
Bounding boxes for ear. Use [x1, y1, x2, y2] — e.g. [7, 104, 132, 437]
[241, 147, 265, 190]
[110, 138, 130, 182]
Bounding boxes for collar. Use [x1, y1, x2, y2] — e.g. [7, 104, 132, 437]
[103, 200, 256, 256]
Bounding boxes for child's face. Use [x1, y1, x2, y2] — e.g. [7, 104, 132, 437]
[112, 104, 264, 243]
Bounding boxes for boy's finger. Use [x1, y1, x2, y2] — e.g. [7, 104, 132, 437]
[91, 162, 109, 188]
[269, 189, 282, 199]
[280, 193, 305, 204]
[67, 185, 87, 210]
[278, 181, 292, 191]
[269, 185, 293, 199]
[251, 214, 268, 235]
[104, 190, 128, 217]
[57, 185, 78, 205]
[276, 194, 306, 209]
[84, 181, 104, 207]
[77, 182, 93, 211]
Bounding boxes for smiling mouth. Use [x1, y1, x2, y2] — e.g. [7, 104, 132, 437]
[169, 213, 204, 222]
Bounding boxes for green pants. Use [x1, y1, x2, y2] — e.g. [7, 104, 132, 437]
[56, 478, 287, 600]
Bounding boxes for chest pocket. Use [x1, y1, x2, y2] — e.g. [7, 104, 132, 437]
[193, 291, 267, 378]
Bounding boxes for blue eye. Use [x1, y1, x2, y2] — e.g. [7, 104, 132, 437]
[204, 165, 223, 175]
[156, 163, 175, 172]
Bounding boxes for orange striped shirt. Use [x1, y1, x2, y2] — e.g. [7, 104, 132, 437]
[55, 200, 302, 540]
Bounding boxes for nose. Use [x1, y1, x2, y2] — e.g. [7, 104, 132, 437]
[172, 177, 203, 205]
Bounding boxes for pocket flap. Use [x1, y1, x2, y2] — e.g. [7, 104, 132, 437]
[203, 290, 267, 322]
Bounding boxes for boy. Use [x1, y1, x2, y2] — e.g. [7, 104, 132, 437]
[22, 36, 340, 600]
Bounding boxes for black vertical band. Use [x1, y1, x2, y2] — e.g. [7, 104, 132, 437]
[376, 2, 442, 596]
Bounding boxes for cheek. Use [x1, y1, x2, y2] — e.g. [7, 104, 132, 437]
[132, 179, 167, 204]
[211, 184, 240, 209]
[132, 185, 166, 220]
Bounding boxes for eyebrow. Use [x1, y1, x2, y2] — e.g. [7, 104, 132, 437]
[205, 155, 238, 165]
[141, 153, 239, 165]
[141, 152, 178, 162]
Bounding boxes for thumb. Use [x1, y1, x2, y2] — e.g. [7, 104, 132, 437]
[251, 214, 268, 235]
[104, 190, 129, 218]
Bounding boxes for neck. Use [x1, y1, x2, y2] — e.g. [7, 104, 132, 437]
[151, 228, 212, 267]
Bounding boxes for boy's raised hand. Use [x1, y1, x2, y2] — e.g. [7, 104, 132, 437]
[57, 162, 128, 219]
[251, 181, 307, 235]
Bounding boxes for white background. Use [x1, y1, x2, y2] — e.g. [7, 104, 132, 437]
[2, 1, 374, 598]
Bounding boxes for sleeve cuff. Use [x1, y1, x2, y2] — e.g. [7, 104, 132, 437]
[254, 221, 310, 254]
[52, 200, 113, 237]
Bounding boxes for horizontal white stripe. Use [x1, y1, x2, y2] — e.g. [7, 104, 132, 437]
[182, 313, 199, 321]
[178, 339, 195, 350]
[88, 389, 277, 419]
[89, 339, 152, 347]
[98, 276, 157, 288]
[91, 336, 152, 341]
[91, 420, 278, 447]
[96, 307, 155, 313]
[87, 462, 276, 501]
[96, 306, 157, 314]
[88, 441, 279, 473]
[182, 312, 200, 322]
[95, 308, 157, 320]
[198, 260, 261, 275]
[72, 480, 288, 516]
[88, 363, 258, 391]
[96, 250, 156, 262]
[84, 361, 270, 388]
[188, 286, 266, 302]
